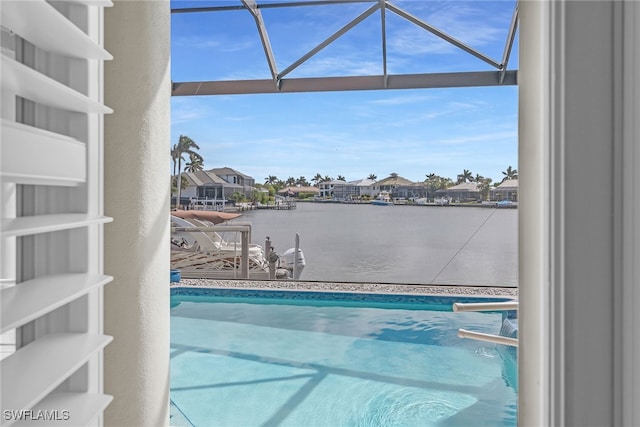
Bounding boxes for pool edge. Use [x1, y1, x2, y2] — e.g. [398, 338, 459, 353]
[171, 279, 518, 299]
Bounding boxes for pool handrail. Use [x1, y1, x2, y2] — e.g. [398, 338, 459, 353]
[452, 301, 518, 312]
[458, 329, 518, 347]
[454, 300, 518, 348]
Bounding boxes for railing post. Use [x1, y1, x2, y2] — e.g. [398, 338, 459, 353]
[265, 237, 275, 279]
[293, 233, 300, 280]
[241, 229, 249, 278]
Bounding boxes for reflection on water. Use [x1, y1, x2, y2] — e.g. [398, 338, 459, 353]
[238, 203, 517, 287]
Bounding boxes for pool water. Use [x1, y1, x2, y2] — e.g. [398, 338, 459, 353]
[170, 289, 517, 426]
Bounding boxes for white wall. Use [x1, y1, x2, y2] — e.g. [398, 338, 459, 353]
[519, 1, 640, 425]
[103, 1, 171, 426]
[620, 4, 640, 425]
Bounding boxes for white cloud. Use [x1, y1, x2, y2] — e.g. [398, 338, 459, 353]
[434, 130, 517, 146]
[385, 1, 510, 59]
[368, 94, 437, 105]
[171, 99, 211, 125]
[282, 55, 382, 78]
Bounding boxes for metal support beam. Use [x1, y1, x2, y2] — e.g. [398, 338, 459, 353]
[172, 0, 376, 14]
[386, 2, 502, 70]
[172, 70, 517, 96]
[380, 0, 388, 88]
[500, 2, 519, 83]
[171, 0, 519, 95]
[278, 3, 381, 80]
[242, 0, 279, 86]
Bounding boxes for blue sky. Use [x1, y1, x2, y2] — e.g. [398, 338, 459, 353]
[170, 0, 518, 184]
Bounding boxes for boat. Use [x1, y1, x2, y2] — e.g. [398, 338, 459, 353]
[371, 191, 394, 206]
[170, 210, 305, 280]
[496, 200, 515, 208]
[434, 196, 451, 206]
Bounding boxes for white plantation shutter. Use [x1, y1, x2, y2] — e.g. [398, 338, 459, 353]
[1, 1, 113, 425]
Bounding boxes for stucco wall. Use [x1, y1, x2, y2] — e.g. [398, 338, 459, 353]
[104, 1, 171, 426]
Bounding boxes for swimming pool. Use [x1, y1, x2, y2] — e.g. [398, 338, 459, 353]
[170, 288, 517, 426]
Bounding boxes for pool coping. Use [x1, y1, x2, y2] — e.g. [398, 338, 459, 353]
[172, 278, 518, 299]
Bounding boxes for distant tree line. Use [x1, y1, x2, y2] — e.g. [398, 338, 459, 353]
[262, 167, 517, 194]
[171, 135, 518, 203]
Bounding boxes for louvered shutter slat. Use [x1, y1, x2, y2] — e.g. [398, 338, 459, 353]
[0, 0, 112, 60]
[1, 214, 112, 238]
[1, 274, 113, 333]
[0, 334, 113, 416]
[1, 55, 112, 114]
[1, 120, 86, 186]
[12, 393, 113, 427]
[66, 0, 114, 6]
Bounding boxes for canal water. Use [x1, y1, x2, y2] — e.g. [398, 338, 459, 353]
[236, 202, 517, 287]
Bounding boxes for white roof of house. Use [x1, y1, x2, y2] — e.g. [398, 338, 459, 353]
[180, 171, 225, 186]
[180, 170, 244, 188]
[446, 182, 481, 191]
[496, 178, 519, 189]
[208, 167, 252, 180]
[321, 180, 347, 185]
[348, 178, 376, 186]
[374, 175, 414, 186]
[278, 186, 319, 194]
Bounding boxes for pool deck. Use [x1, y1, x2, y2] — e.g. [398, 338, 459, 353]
[172, 279, 518, 299]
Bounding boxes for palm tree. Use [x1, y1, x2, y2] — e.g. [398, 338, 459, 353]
[171, 146, 180, 177]
[457, 169, 473, 184]
[311, 173, 323, 187]
[296, 176, 310, 187]
[367, 173, 377, 180]
[183, 152, 204, 173]
[438, 176, 453, 189]
[323, 175, 332, 182]
[337, 175, 346, 181]
[286, 176, 296, 186]
[264, 175, 278, 185]
[171, 175, 189, 195]
[502, 166, 518, 182]
[424, 173, 440, 198]
[475, 176, 493, 200]
[172, 135, 202, 208]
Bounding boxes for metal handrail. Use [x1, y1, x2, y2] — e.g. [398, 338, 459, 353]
[453, 301, 518, 312]
[454, 300, 518, 347]
[458, 329, 518, 347]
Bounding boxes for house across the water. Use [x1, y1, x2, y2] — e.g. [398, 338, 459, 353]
[174, 167, 256, 207]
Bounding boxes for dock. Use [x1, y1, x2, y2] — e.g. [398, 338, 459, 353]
[256, 200, 297, 210]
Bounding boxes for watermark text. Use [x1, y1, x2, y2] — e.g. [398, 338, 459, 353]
[3, 409, 70, 422]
